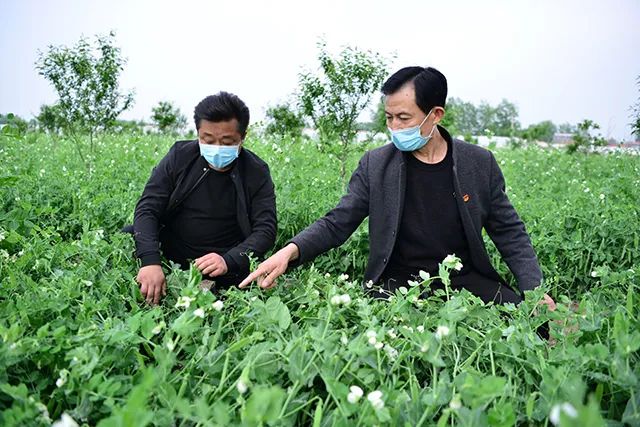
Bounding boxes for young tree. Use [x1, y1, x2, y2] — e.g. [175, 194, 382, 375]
[151, 101, 187, 135]
[264, 103, 306, 139]
[298, 41, 388, 180]
[630, 75, 640, 139]
[36, 104, 66, 134]
[0, 113, 28, 137]
[566, 119, 606, 154]
[446, 97, 480, 136]
[35, 31, 134, 164]
[520, 120, 557, 143]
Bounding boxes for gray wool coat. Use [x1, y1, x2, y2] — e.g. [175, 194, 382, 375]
[290, 126, 543, 293]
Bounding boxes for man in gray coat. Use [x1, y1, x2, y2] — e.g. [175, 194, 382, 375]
[240, 66, 555, 309]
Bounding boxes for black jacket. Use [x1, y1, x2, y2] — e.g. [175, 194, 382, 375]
[290, 126, 542, 292]
[133, 140, 277, 272]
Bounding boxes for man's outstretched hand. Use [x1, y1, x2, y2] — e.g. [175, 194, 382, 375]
[238, 243, 300, 290]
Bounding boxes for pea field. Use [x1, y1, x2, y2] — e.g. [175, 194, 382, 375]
[0, 131, 639, 426]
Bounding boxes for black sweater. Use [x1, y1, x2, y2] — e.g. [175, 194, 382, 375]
[133, 140, 277, 271]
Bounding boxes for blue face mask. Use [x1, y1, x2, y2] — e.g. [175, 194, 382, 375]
[389, 109, 436, 152]
[199, 143, 240, 169]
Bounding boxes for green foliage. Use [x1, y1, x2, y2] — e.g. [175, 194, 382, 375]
[264, 103, 305, 139]
[0, 114, 28, 138]
[366, 97, 388, 139]
[34, 31, 134, 163]
[558, 122, 577, 134]
[444, 98, 520, 137]
[520, 120, 557, 143]
[630, 76, 640, 138]
[298, 40, 388, 180]
[0, 131, 639, 425]
[36, 104, 66, 134]
[151, 101, 187, 135]
[566, 120, 607, 153]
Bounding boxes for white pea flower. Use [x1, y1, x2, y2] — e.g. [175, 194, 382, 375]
[584, 187, 590, 193]
[340, 334, 348, 345]
[0, 231, 5, 242]
[420, 343, 429, 353]
[599, 193, 605, 200]
[590, 271, 598, 278]
[347, 385, 364, 403]
[365, 280, 374, 288]
[193, 308, 205, 318]
[52, 413, 79, 427]
[374, 341, 384, 350]
[151, 323, 164, 335]
[419, 270, 430, 281]
[324, 273, 331, 278]
[366, 330, 377, 339]
[386, 329, 397, 339]
[384, 345, 398, 360]
[549, 403, 578, 425]
[435, 325, 450, 340]
[443, 254, 457, 264]
[56, 370, 69, 388]
[82, 280, 93, 287]
[416, 325, 425, 333]
[331, 294, 351, 306]
[449, 394, 462, 410]
[368, 336, 378, 345]
[367, 390, 385, 410]
[454, 261, 463, 271]
[175, 296, 194, 309]
[398, 286, 408, 295]
[338, 273, 349, 282]
[212, 300, 224, 311]
[166, 340, 175, 352]
[236, 379, 248, 394]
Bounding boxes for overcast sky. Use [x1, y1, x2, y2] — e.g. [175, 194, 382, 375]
[1, 0, 639, 140]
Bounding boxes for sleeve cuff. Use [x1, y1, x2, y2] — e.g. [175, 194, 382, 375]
[140, 253, 162, 267]
[222, 253, 241, 273]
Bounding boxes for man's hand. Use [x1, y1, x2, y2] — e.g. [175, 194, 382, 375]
[539, 293, 557, 311]
[238, 243, 300, 289]
[136, 265, 167, 305]
[195, 252, 228, 277]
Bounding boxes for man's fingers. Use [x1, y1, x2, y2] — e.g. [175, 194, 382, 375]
[202, 262, 220, 276]
[238, 267, 265, 289]
[162, 280, 167, 297]
[140, 282, 148, 297]
[153, 283, 161, 305]
[205, 266, 224, 278]
[260, 267, 283, 289]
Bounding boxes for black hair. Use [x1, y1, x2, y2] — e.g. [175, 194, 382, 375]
[381, 66, 448, 113]
[193, 91, 250, 136]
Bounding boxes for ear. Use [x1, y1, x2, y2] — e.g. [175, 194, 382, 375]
[433, 107, 445, 124]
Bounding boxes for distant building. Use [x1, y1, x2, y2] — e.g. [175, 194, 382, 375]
[552, 133, 574, 144]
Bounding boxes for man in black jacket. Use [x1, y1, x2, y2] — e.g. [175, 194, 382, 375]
[240, 67, 555, 311]
[134, 92, 276, 305]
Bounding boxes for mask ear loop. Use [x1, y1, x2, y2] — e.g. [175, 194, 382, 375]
[418, 108, 435, 136]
